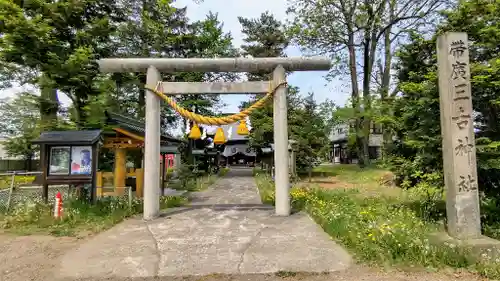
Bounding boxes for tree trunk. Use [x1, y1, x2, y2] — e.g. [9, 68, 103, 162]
[39, 73, 59, 130]
[73, 99, 87, 129]
[27, 151, 33, 171]
[138, 73, 146, 118]
[380, 0, 395, 159]
[347, 29, 363, 168]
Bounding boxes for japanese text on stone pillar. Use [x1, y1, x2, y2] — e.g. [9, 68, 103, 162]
[449, 39, 477, 193]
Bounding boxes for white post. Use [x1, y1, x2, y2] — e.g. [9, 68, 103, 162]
[143, 66, 161, 220]
[273, 65, 290, 216]
[437, 32, 481, 239]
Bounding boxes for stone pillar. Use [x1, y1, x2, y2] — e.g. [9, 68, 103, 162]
[437, 32, 481, 239]
[143, 66, 161, 220]
[273, 65, 290, 216]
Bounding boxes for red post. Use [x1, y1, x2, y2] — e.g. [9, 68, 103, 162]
[54, 192, 63, 219]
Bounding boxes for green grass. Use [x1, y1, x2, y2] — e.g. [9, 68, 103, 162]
[313, 164, 388, 184]
[0, 168, 227, 237]
[0, 195, 187, 236]
[254, 164, 500, 279]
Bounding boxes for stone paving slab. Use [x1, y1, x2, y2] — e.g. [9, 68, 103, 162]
[56, 168, 351, 279]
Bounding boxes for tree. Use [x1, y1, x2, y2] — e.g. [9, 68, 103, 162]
[390, 33, 442, 187]
[114, 4, 237, 132]
[0, 0, 126, 128]
[239, 11, 290, 81]
[238, 11, 290, 148]
[286, 0, 447, 166]
[291, 92, 328, 176]
[0, 92, 41, 165]
[114, 0, 194, 119]
[389, 0, 500, 199]
[177, 12, 239, 131]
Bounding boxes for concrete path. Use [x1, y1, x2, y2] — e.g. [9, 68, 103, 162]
[57, 168, 351, 280]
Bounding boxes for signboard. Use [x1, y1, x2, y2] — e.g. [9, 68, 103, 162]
[48, 145, 93, 176]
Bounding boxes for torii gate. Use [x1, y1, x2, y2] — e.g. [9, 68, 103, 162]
[98, 57, 331, 220]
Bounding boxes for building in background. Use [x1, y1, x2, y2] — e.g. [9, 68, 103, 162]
[329, 120, 383, 164]
[203, 123, 256, 166]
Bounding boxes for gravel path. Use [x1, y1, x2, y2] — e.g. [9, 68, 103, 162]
[0, 234, 80, 281]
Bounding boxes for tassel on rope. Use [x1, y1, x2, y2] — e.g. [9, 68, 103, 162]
[189, 123, 201, 139]
[237, 119, 249, 135]
[213, 127, 226, 144]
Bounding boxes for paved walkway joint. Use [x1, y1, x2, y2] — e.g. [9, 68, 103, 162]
[57, 167, 352, 279]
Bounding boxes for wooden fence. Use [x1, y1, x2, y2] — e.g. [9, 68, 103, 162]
[0, 159, 39, 172]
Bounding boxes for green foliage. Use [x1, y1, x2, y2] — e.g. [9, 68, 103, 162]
[286, 0, 444, 167]
[385, 32, 443, 187]
[388, 0, 500, 201]
[1, 0, 238, 136]
[0, 92, 41, 160]
[238, 11, 289, 148]
[238, 12, 330, 169]
[238, 11, 289, 81]
[290, 92, 329, 172]
[0, 0, 126, 127]
[254, 167, 500, 279]
[0, 195, 186, 236]
[253, 169, 276, 205]
[114, 3, 237, 130]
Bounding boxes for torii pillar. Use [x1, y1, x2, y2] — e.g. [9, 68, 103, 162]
[98, 57, 332, 220]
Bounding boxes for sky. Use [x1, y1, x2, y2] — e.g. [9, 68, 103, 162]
[0, 0, 350, 116]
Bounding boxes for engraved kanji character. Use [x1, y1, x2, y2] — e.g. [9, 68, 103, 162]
[451, 61, 467, 80]
[453, 84, 469, 101]
[451, 106, 471, 130]
[449, 40, 467, 59]
[458, 174, 477, 192]
[455, 136, 474, 165]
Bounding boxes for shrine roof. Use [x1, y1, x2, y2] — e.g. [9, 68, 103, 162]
[33, 130, 102, 145]
[105, 111, 184, 144]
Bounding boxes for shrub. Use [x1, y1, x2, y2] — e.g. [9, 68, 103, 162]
[0, 195, 187, 236]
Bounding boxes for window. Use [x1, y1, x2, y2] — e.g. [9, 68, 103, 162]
[49, 147, 70, 175]
[70, 146, 92, 175]
[48, 146, 93, 176]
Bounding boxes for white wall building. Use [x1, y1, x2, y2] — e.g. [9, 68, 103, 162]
[329, 121, 383, 164]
